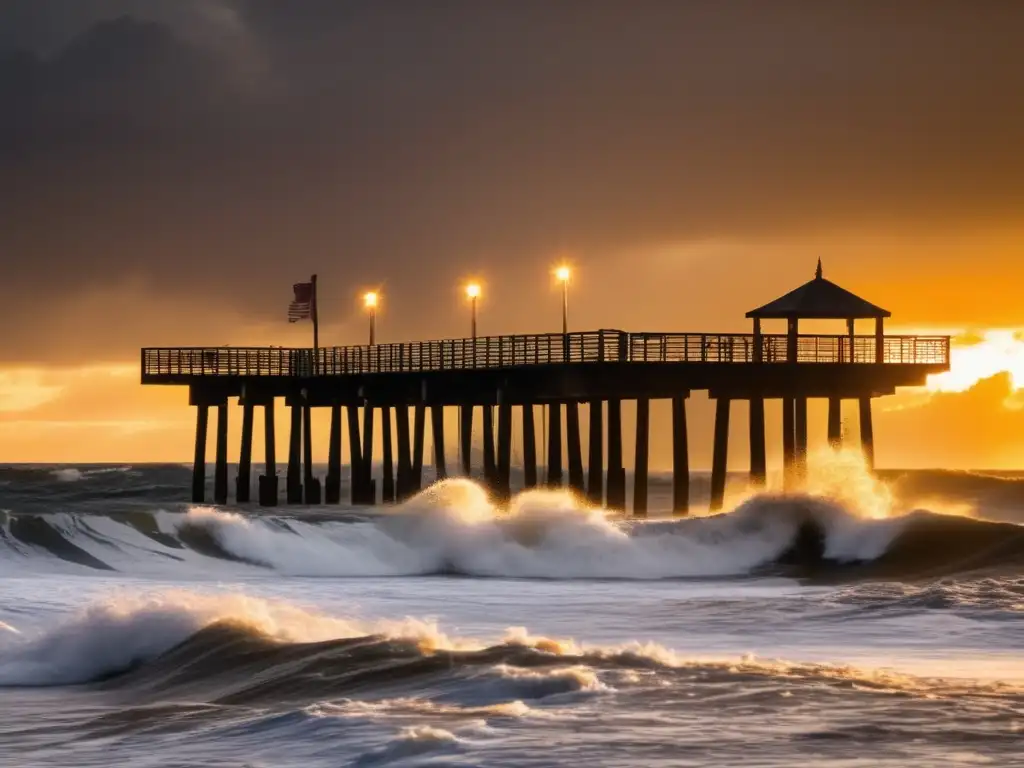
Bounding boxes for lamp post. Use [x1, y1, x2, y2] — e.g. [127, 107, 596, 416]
[466, 283, 481, 339]
[363, 291, 378, 345]
[555, 265, 570, 334]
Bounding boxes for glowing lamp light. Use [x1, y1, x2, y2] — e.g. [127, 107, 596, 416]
[466, 283, 481, 299]
[363, 291, 379, 309]
[555, 266, 571, 282]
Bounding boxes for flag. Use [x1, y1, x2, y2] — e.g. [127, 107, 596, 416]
[288, 281, 314, 322]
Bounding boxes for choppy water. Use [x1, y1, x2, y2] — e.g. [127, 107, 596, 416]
[1, 460, 1022, 767]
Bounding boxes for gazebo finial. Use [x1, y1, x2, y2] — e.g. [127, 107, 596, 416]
[815, 258, 823, 280]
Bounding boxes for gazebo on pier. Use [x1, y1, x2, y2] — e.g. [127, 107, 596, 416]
[745, 260, 892, 479]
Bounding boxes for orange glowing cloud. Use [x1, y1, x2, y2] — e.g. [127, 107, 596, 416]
[926, 329, 1024, 394]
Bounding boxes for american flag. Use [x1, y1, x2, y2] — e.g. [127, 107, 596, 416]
[288, 281, 314, 322]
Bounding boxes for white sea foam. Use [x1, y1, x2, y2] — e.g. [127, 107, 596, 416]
[0, 591, 461, 686]
[51, 468, 85, 483]
[8, 453, 965, 580]
[0, 588, 1015, 698]
[164, 476, 907, 579]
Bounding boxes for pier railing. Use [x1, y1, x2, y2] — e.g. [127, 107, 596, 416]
[142, 330, 950, 378]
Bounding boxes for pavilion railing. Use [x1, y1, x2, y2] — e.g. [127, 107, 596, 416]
[142, 330, 950, 378]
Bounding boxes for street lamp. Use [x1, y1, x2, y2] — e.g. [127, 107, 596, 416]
[555, 265, 571, 334]
[466, 282, 481, 339]
[363, 291, 379, 345]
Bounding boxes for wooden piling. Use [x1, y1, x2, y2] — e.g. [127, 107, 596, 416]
[633, 397, 650, 516]
[326, 404, 342, 504]
[497, 395, 513, 498]
[431, 405, 447, 480]
[236, 400, 254, 503]
[782, 397, 796, 490]
[546, 403, 563, 487]
[259, 400, 278, 506]
[395, 406, 412, 500]
[709, 398, 731, 512]
[795, 396, 808, 478]
[828, 397, 842, 448]
[347, 405, 363, 504]
[459, 404, 473, 477]
[522, 403, 538, 489]
[566, 402, 585, 493]
[192, 404, 208, 503]
[671, 396, 689, 515]
[482, 405, 496, 488]
[382, 406, 395, 503]
[214, 403, 228, 505]
[749, 397, 766, 488]
[413, 401, 426, 492]
[303, 402, 320, 504]
[587, 400, 604, 505]
[859, 396, 875, 469]
[606, 399, 625, 510]
[287, 402, 302, 504]
[361, 404, 375, 504]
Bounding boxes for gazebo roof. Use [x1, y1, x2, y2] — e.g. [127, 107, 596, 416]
[746, 260, 891, 320]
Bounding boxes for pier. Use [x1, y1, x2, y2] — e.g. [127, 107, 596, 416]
[142, 267, 950, 513]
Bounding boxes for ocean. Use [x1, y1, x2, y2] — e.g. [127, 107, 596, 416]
[0, 460, 1022, 767]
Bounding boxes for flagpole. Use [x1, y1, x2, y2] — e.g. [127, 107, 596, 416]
[311, 274, 319, 373]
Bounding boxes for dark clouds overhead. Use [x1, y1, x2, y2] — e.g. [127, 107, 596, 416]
[2, 1, 1024, 362]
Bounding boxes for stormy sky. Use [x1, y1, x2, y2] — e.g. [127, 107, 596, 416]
[2, 1, 1024, 465]
[3, 1, 1023, 360]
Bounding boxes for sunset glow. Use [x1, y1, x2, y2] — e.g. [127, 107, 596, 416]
[927, 329, 1024, 393]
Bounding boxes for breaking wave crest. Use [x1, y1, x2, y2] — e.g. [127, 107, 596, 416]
[1, 591, 1019, 711]
[1, 476, 1022, 581]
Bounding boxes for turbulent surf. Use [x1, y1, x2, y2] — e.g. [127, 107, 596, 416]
[0, 462, 1022, 766]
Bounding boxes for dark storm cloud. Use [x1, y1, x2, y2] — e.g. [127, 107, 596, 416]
[1, 1, 1023, 362]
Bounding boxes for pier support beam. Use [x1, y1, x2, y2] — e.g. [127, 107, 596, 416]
[497, 394, 513, 499]
[633, 397, 650, 517]
[192, 404, 209, 503]
[748, 397, 766, 489]
[460, 404, 473, 477]
[482, 405, 496, 488]
[522, 404, 538, 489]
[303, 402, 320, 505]
[326, 405, 342, 504]
[828, 397, 843, 449]
[671, 396, 689, 515]
[546, 403, 563, 487]
[795, 396, 808, 479]
[259, 400, 277, 506]
[709, 398, 731, 512]
[347, 405, 363, 504]
[287, 403, 303, 504]
[782, 397, 796, 490]
[382, 406, 395, 503]
[413, 401, 426, 492]
[396, 406, 413, 501]
[214, 404, 229, 505]
[587, 400, 604, 505]
[859, 397, 875, 470]
[236, 400, 254, 503]
[566, 402, 585, 494]
[606, 399, 625, 511]
[361, 404, 375, 505]
[431, 405, 447, 481]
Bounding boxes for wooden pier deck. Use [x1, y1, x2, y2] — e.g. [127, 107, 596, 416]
[142, 328, 950, 513]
